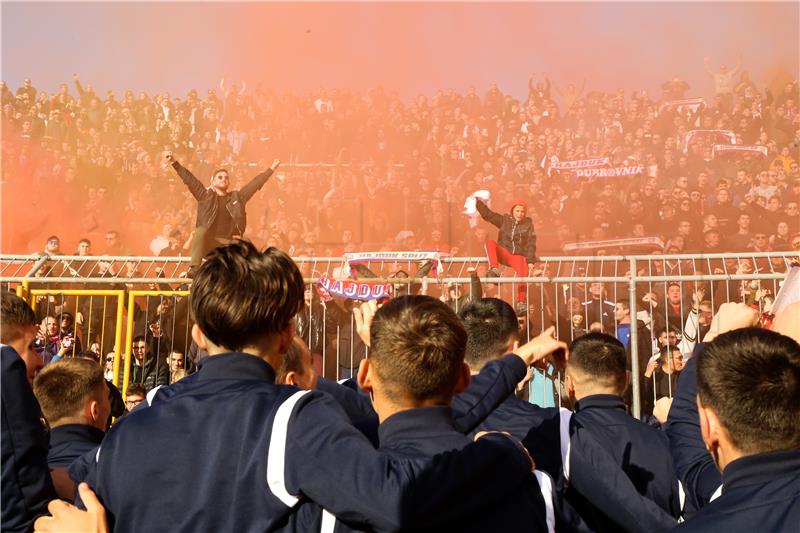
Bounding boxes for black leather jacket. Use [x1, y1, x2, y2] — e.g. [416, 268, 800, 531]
[475, 199, 537, 263]
[172, 161, 274, 235]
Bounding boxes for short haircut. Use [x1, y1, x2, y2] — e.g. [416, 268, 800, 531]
[1, 292, 37, 343]
[33, 359, 105, 424]
[697, 328, 800, 454]
[212, 168, 228, 177]
[370, 295, 467, 403]
[458, 298, 519, 371]
[568, 332, 627, 391]
[132, 335, 146, 345]
[190, 241, 304, 351]
[616, 299, 630, 312]
[276, 337, 308, 384]
[46, 235, 60, 243]
[126, 383, 146, 399]
[79, 238, 91, 246]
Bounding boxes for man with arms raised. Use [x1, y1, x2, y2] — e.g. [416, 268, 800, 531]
[164, 151, 281, 271]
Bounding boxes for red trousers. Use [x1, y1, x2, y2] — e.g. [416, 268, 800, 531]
[485, 239, 528, 303]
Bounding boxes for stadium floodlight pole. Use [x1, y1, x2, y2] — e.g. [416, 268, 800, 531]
[628, 257, 641, 419]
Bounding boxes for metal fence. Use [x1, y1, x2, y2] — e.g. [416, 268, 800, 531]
[4, 251, 795, 416]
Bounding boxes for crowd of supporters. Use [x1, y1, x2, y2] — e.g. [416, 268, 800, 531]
[2, 65, 799, 257]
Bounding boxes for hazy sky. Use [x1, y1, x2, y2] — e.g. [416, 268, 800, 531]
[2, 2, 798, 100]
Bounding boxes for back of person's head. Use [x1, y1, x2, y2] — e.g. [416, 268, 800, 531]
[275, 337, 317, 390]
[33, 358, 108, 430]
[1, 291, 37, 344]
[567, 332, 627, 396]
[370, 295, 467, 404]
[458, 298, 519, 372]
[190, 241, 304, 351]
[697, 328, 800, 456]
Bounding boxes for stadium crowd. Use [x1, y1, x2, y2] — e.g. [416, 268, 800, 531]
[2, 65, 799, 258]
[2, 242, 799, 532]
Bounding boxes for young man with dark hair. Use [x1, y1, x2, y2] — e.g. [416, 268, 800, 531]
[667, 304, 800, 530]
[120, 335, 169, 392]
[34, 359, 110, 470]
[123, 384, 146, 413]
[77, 241, 534, 531]
[563, 333, 680, 531]
[163, 150, 282, 269]
[1, 292, 56, 532]
[456, 297, 561, 443]
[455, 298, 578, 528]
[356, 295, 554, 532]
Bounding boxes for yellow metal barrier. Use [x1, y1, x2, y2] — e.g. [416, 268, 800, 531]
[122, 290, 190, 398]
[29, 289, 126, 371]
[15, 280, 30, 299]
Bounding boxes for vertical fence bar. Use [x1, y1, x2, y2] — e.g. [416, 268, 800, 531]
[113, 292, 125, 378]
[120, 291, 137, 396]
[629, 257, 641, 419]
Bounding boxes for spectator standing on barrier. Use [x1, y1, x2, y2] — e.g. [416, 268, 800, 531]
[163, 150, 281, 272]
[475, 197, 538, 307]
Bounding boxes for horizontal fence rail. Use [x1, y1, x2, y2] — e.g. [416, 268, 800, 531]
[5, 252, 797, 417]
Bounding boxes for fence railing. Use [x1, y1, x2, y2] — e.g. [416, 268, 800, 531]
[5, 252, 796, 415]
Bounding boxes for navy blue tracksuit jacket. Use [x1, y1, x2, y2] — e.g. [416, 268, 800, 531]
[1, 345, 55, 533]
[47, 424, 104, 469]
[566, 395, 680, 532]
[458, 355, 680, 532]
[674, 450, 800, 532]
[315, 353, 529, 443]
[667, 346, 800, 531]
[333, 407, 554, 533]
[82, 353, 533, 532]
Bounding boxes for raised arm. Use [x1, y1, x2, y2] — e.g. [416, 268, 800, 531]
[475, 198, 504, 229]
[163, 151, 205, 200]
[238, 158, 280, 203]
[286, 391, 534, 530]
[452, 354, 526, 433]
[73, 74, 85, 96]
[453, 327, 567, 433]
[663, 352, 720, 516]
